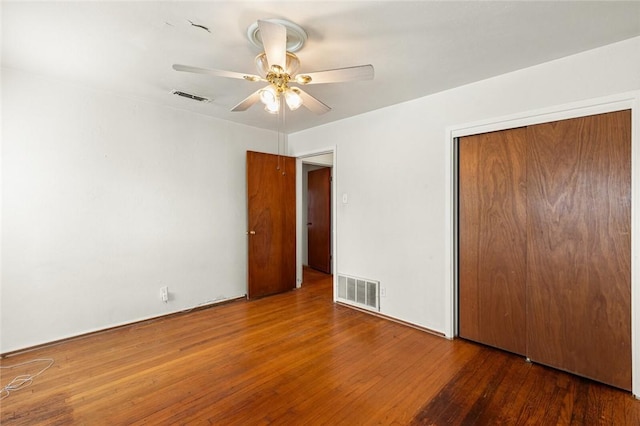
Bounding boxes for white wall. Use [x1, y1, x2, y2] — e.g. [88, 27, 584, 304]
[1, 68, 278, 353]
[288, 36, 640, 334]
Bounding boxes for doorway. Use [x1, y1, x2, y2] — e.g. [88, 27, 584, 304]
[305, 165, 331, 273]
[296, 150, 336, 289]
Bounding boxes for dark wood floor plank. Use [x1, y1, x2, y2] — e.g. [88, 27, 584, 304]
[2, 268, 639, 424]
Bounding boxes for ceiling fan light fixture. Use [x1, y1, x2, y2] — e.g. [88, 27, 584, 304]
[264, 101, 280, 114]
[175, 17, 370, 117]
[284, 87, 303, 110]
[259, 86, 278, 105]
[259, 86, 281, 113]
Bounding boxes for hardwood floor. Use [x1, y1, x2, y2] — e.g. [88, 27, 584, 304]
[2, 268, 639, 424]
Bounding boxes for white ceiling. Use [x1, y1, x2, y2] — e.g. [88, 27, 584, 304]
[3, 1, 640, 134]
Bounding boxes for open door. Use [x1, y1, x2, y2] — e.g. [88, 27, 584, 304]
[247, 151, 296, 299]
[307, 167, 331, 273]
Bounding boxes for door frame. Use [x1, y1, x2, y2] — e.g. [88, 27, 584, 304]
[295, 147, 337, 294]
[445, 90, 640, 395]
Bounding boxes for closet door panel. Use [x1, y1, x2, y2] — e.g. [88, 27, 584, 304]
[459, 137, 481, 342]
[526, 110, 631, 390]
[459, 128, 528, 355]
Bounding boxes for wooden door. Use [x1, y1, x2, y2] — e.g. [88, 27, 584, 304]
[459, 128, 528, 356]
[526, 110, 631, 390]
[247, 151, 296, 299]
[307, 167, 332, 273]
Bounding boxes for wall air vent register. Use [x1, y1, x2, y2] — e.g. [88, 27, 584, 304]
[337, 274, 380, 312]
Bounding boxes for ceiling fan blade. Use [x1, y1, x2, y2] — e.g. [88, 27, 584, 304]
[231, 90, 262, 112]
[295, 64, 374, 85]
[258, 20, 286, 69]
[173, 64, 263, 82]
[297, 89, 331, 115]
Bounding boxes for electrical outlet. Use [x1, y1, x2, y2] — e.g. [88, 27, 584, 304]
[380, 287, 387, 297]
[161, 286, 169, 303]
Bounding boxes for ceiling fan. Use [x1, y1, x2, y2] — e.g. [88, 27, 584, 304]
[173, 19, 374, 115]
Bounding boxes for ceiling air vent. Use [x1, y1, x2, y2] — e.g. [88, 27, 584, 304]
[171, 90, 210, 103]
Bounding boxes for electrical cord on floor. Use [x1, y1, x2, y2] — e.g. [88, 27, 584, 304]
[0, 358, 54, 400]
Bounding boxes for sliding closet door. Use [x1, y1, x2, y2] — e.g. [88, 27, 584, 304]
[526, 110, 631, 390]
[459, 128, 528, 355]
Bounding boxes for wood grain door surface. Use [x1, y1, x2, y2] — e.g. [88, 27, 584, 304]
[307, 167, 332, 273]
[458, 110, 631, 390]
[459, 127, 528, 356]
[526, 111, 631, 390]
[247, 151, 296, 299]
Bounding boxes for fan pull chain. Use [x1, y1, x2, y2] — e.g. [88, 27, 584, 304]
[275, 96, 287, 175]
[281, 100, 286, 176]
[276, 96, 282, 171]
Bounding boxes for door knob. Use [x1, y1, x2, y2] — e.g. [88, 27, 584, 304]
[307, 223, 312, 226]
[249, 231, 256, 235]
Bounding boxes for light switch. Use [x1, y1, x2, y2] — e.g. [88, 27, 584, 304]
[342, 193, 348, 204]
